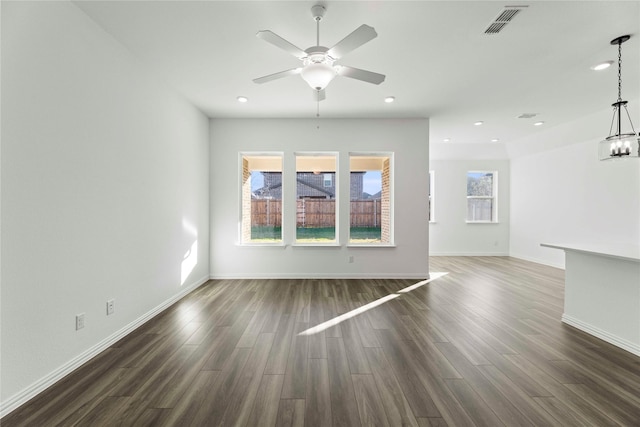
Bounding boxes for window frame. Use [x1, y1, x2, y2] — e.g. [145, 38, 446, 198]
[323, 173, 332, 188]
[294, 152, 339, 246]
[348, 152, 394, 246]
[239, 152, 285, 245]
[466, 170, 498, 223]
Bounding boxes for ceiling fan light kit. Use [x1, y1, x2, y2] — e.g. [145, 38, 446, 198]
[300, 51, 337, 90]
[598, 35, 640, 161]
[253, 4, 385, 102]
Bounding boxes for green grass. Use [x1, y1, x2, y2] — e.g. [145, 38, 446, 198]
[250, 226, 381, 242]
[251, 226, 281, 241]
[349, 227, 381, 241]
[296, 227, 336, 242]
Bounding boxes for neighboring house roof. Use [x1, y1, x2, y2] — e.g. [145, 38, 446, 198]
[253, 182, 282, 199]
[296, 177, 334, 198]
[253, 178, 334, 199]
[255, 172, 368, 200]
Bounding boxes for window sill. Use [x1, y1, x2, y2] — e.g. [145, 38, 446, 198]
[292, 242, 341, 247]
[347, 243, 396, 248]
[465, 221, 499, 224]
[237, 242, 286, 247]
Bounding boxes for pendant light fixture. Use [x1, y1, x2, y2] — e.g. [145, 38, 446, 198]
[598, 35, 640, 160]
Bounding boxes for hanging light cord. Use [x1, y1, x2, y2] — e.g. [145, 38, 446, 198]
[617, 41, 622, 102]
[608, 43, 622, 137]
[608, 39, 637, 137]
[315, 15, 321, 124]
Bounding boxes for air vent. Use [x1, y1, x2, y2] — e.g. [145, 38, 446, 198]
[517, 113, 537, 119]
[484, 5, 528, 35]
[485, 23, 507, 34]
[496, 9, 521, 22]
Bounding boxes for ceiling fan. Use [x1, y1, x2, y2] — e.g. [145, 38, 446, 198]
[253, 4, 385, 102]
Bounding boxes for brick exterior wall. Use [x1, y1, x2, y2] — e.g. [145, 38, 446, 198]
[381, 158, 390, 244]
[241, 158, 251, 242]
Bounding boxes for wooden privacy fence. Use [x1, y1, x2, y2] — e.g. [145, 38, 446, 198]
[251, 199, 282, 227]
[350, 199, 381, 227]
[251, 199, 381, 227]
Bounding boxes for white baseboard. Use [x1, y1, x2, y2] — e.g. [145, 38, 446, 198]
[509, 253, 565, 269]
[0, 275, 210, 418]
[562, 314, 640, 357]
[429, 252, 510, 257]
[209, 272, 429, 280]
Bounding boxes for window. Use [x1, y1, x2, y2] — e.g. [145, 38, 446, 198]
[240, 154, 283, 243]
[349, 153, 393, 244]
[295, 153, 337, 243]
[429, 170, 435, 222]
[466, 171, 497, 222]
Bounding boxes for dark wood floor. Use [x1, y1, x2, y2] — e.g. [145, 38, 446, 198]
[3, 256, 640, 426]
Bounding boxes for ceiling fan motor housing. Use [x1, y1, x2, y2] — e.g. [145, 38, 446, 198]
[311, 5, 326, 21]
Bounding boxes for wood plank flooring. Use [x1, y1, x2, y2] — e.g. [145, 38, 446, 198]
[3, 256, 640, 426]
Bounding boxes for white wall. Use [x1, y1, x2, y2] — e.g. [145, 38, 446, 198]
[429, 159, 510, 255]
[210, 118, 429, 278]
[1, 1, 210, 412]
[430, 142, 509, 161]
[510, 112, 640, 267]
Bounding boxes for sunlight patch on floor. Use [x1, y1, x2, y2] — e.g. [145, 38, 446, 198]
[298, 272, 449, 336]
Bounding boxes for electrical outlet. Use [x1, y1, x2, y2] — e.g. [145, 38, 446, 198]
[107, 299, 115, 316]
[76, 313, 85, 330]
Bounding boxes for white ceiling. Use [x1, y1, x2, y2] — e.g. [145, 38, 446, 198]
[74, 1, 639, 145]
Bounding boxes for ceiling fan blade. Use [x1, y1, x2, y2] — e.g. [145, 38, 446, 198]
[327, 24, 377, 59]
[337, 65, 385, 85]
[313, 89, 326, 102]
[253, 68, 302, 84]
[256, 30, 307, 59]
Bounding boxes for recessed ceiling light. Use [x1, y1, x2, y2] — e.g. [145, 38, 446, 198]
[237, 96, 248, 103]
[534, 121, 545, 126]
[591, 61, 614, 71]
[443, 138, 451, 142]
[491, 138, 500, 142]
[384, 96, 395, 103]
[474, 121, 484, 126]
